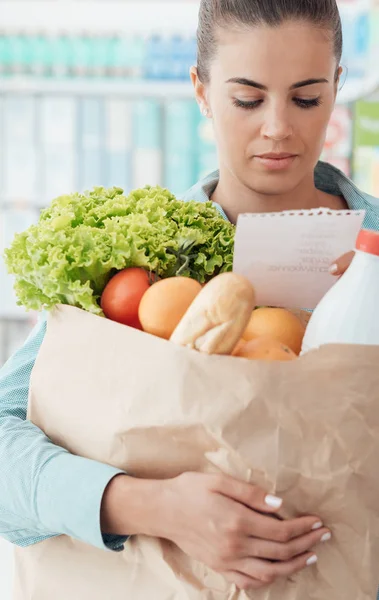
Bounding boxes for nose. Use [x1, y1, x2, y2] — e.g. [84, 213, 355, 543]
[261, 103, 293, 141]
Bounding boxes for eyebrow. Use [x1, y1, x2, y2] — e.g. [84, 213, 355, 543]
[226, 77, 329, 90]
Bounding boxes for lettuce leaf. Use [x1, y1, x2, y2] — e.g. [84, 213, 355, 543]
[4, 186, 235, 315]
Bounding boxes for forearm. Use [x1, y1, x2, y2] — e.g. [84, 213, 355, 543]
[0, 318, 127, 552]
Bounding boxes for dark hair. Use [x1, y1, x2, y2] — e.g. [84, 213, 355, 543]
[197, 0, 343, 82]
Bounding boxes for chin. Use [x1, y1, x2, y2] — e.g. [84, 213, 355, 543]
[243, 173, 300, 197]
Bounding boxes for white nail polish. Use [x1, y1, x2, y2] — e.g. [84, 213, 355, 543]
[264, 494, 283, 509]
[311, 522, 323, 530]
[306, 555, 318, 566]
[329, 264, 338, 274]
[321, 532, 332, 542]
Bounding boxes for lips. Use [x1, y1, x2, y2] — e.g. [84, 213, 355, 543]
[254, 153, 298, 171]
[256, 153, 297, 159]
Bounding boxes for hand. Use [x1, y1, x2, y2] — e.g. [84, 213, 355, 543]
[101, 473, 330, 591]
[152, 473, 330, 591]
[329, 251, 354, 276]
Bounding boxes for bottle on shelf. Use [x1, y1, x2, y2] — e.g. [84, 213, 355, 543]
[71, 31, 92, 78]
[29, 31, 49, 77]
[128, 34, 145, 79]
[144, 33, 168, 80]
[301, 229, 379, 353]
[90, 32, 111, 78]
[6, 30, 28, 76]
[0, 29, 9, 76]
[51, 31, 72, 78]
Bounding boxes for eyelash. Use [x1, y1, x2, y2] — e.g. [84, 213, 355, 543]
[232, 97, 322, 110]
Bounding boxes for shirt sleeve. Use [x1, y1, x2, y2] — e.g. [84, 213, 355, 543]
[0, 315, 128, 552]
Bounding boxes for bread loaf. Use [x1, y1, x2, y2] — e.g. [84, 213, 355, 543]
[170, 273, 256, 355]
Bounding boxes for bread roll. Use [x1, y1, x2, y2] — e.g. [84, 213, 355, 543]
[170, 273, 256, 355]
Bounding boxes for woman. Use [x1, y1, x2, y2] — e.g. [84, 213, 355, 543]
[1, 0, 379, 595]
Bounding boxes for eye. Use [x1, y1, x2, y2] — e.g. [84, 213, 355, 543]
[232, 98, 263, 110]
[294, 97, 322, 109]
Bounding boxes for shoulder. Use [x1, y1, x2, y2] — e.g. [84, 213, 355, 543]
[360, 199, 379, 232]
[341, 179, 379, 232]
[181, 170, 220, 204]
[316, 161, 379, 232]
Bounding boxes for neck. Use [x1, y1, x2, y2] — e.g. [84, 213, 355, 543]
[211, 166, 339, 224]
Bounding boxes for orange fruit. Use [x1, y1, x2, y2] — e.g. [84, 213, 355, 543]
[234, 336, 297, 362]
[287, 308, 312, 328]
[138, 276, 202, 339]
[231, 338, 246, 356]
[242, 307, 306, 355]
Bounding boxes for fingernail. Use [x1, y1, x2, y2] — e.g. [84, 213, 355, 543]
[329, 264, 338, 275]
[311, 522, 323, 530]
[265, 494, 283, 509]
[321, 532, 332, 543]
[306, 555, 318, 566]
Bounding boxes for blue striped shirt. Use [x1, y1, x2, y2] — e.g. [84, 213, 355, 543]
[1, 161, 379, 558]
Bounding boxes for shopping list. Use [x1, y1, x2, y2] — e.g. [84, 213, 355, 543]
[233, 208, 366, 309]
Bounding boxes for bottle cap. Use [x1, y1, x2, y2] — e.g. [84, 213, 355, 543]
[356, 229, 379, 256]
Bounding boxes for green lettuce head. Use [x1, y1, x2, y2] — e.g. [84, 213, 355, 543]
[4, 186, 235, 315]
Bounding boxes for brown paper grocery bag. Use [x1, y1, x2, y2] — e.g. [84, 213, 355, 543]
[14, 304, 379, 600]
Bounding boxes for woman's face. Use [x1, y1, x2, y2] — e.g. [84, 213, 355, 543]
[193, 21, 340, 196]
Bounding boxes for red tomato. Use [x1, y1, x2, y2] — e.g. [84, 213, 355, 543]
[101, 268, 151, 328]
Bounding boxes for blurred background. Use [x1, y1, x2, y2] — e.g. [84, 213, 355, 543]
[0, 0, 378, 597]
[0, 0, 379, 370]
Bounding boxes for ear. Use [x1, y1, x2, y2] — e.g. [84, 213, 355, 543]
[190, 66, 211, 117]
[334, 66, 343, 97]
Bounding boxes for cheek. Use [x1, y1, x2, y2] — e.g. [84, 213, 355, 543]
[296, 104, 334, 152]
[212, 102, 258, 156]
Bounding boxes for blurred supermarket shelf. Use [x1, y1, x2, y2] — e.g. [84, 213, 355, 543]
[0, 316, 38, 367]
[2, 76, 379, 105]
[0, 1, 200, 34]
[336, 75, 379, 105]
[0, 78, 195, 98]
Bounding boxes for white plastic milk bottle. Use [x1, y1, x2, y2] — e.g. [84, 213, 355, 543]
[301, 229, 379, 353]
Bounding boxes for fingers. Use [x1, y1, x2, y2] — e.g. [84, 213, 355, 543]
[244, 509, 325, 543]
[244, 527, 331, 561]
[329, 251, 354, 276]
[213, 475, 284, 515]
[222, 571, 267, 591]
[231, 552, 318, 585]
[213, 474, 323, 537]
